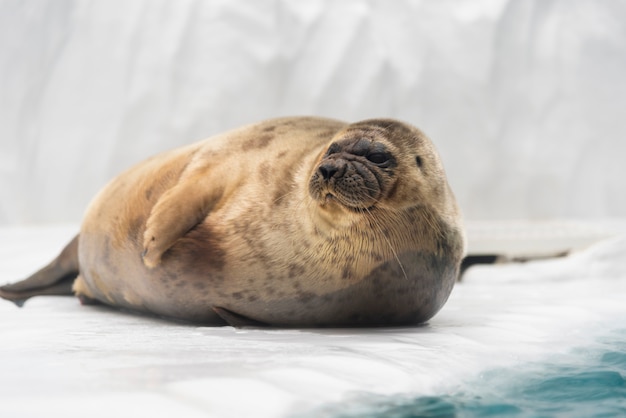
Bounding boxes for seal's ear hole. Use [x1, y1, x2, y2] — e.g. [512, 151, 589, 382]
[415, 156, 423, 168]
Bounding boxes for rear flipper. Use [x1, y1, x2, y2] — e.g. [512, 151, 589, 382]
[0, 235, 80, 307]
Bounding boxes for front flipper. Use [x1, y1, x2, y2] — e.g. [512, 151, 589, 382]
[141, 150, 244, 267]
[141, 174, 224, 268]
[213, 307, 268, 328]
[0, 235, 79, 307]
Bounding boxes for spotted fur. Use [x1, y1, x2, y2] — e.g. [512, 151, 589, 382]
[1, 117, 465, 327]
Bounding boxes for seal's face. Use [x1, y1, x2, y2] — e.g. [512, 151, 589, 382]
[308, 136, 397, 210]
[309, 119, 448, 214]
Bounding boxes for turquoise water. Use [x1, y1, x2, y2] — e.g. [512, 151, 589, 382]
[306, 329, 626, 418]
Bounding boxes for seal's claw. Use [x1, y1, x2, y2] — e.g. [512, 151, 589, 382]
[213, 307, 268, 328]
[141, 248, 160, 269]
[77, 293, 99, 305]
[141, 236, 161, 268]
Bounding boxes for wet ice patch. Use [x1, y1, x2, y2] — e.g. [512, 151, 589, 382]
[299, 328, 626, 418]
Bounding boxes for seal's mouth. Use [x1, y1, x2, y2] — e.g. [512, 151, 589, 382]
[319, 191, 341, 206]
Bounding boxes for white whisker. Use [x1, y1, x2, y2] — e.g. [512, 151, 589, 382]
[364, 207, 409, 282]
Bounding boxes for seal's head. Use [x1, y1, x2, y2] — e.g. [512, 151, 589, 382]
[309, 119, 453, 217]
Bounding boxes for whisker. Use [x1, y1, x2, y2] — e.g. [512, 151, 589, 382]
[272, 187, 300, 205]
[364, 207, 409, 282]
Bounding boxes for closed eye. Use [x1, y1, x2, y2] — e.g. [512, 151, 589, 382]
[367, 152, 390, 164]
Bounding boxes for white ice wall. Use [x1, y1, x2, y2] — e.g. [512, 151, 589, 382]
[1, 0, 625, 225]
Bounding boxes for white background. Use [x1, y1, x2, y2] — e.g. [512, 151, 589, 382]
[1, 0, 625, 225]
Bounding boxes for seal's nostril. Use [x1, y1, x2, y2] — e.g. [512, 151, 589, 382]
[319, 164, 338, 180]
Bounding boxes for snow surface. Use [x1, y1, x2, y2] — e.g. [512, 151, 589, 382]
[1, 223, 626, 417]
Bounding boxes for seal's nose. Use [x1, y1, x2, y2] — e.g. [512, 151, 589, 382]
[318, 163, 338, 180]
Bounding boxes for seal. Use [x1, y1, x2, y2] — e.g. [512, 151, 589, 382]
[0, 117, 465, 327]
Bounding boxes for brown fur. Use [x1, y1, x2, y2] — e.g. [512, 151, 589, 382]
[1, 117, 465, 326]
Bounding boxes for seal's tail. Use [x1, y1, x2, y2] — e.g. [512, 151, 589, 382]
[0, 235, 79, 307]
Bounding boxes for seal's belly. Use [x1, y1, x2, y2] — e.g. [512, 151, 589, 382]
[215, 251, 459, 327]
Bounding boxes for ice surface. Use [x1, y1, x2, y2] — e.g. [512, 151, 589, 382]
[465, 219, 617, 257]
[1, 224, 626, 417]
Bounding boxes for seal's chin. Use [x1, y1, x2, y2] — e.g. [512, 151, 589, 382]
[318, 190, 375, 212]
